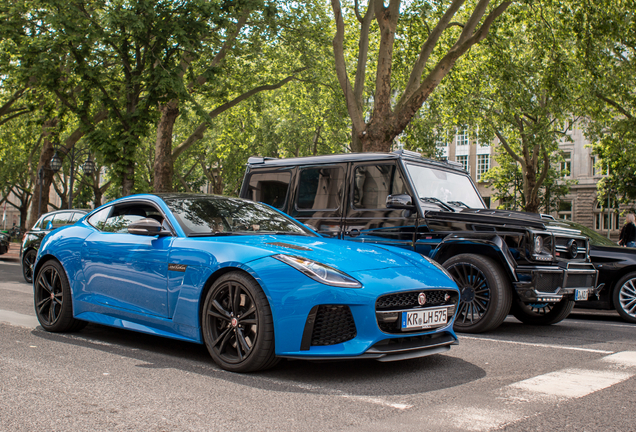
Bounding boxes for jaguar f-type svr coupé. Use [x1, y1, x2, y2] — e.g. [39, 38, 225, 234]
[34, 194, 460, 372]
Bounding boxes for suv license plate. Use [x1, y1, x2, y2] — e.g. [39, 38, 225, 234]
[575, 289, 589, 301]
[402, 308, 447, 330]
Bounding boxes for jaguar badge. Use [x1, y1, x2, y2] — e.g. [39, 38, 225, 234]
[418, 292, 427, 306]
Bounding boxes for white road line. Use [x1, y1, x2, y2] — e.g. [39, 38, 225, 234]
[565, 319, 635, 329]
[0, 309, 38, 328]
[602, 351, 636, 367]
[255, 376, 413, 410]
[460, 335, 614, 354]
[508, 368, 633, 398]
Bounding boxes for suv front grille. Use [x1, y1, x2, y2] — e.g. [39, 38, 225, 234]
[554, 235, 588, 261]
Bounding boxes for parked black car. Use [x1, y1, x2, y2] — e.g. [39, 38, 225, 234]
[0, 232, 9, 255]
[240, 150, 598, 333]
[20, 209, 88, 283]
[555, 220, 636, 323]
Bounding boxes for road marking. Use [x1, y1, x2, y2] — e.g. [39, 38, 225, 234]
[255, 376, 413, 410]
[602, 351, 636, 367]
[508, 368, 632, 398]
[460, 335, 614, 354]
[0, 309, 38, 328]
[565, 319, 635, 329]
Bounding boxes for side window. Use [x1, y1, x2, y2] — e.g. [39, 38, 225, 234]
[100, 204, 158, 233]
[51, 212, 74, 229]
[38, 214, 55, 230]
[352, 164, 408, 209]
[297, 167, 344, 211]
[87, 207, 111, 231]
[247, 171, 291, 210]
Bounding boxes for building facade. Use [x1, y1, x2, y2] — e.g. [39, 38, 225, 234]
[439, 126, 623, 241]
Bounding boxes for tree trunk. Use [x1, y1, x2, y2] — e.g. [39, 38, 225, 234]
[121, 162, 135, 197]
[27, 120, 58, 228]
[153, 100, 180, 192]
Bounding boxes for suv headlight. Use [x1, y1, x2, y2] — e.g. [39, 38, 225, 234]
[273, 254, 362, 288]
[531, 234, 553, 261]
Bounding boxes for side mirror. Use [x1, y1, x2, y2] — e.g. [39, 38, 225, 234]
[386, 194, 415, 210]
[128, 218, 170, 236]
[46, 221, 53, 230]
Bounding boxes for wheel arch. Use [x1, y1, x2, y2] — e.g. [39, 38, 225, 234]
[197, 265, 268, 327]
[431, 236, 517, 282]
[32, 253, 60, 284]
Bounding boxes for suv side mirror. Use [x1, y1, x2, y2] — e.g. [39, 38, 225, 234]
[386, 194, 415, 210]
[128, 218, 171, 236]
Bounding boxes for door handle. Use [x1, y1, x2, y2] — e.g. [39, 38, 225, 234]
[345, 229, 360, 238]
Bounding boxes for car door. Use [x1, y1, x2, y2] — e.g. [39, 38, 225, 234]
[289, 165, 346, 237]
[81, 202, 172, 318]
[343, 162, 418, 249]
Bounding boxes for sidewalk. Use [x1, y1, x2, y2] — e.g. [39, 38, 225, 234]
[0, 243, 21, 263]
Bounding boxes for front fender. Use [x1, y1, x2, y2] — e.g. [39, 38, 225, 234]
[430, 234, 518, 282]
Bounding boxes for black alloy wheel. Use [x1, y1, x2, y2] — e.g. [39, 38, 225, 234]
[34, 260, 85, 332]
[613, 272, 636, 324]
[510, 298, 575, 325]
[443, 254, 512, 333]
[202, 272, 277, 372]
[22, 249, 37, 283]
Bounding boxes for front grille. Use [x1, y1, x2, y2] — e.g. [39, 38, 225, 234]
[535, 273, 562, 293]
[376, 289, 458, 334]
[554, 236, 588, 260]
[376, 289, 459, 311]
[310, 305, 356, 346]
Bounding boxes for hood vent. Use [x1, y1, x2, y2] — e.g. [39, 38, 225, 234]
[266, 242, 313, 251]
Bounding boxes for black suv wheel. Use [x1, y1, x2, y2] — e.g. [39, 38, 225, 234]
[443, 254, 512, 333]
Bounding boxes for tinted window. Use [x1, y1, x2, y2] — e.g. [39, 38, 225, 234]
[247, 171, 291, 210]
[297, 167, 344, 211]
[352, 164, 408, 209]
[164, 196, 314, 237]
[51, 212, 74, 229]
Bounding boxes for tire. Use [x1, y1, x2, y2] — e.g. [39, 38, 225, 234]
[510, 298, 574, 325]
[34, 260, 86, 332]
[443, 254, 512, 333]
[202, 272, 277, 372]
[22, 249, 37, 284]
[612, 272, 636, 324]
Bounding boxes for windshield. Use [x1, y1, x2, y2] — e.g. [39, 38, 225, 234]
[405, 163, 485, 209]
[163, 196, 315, 237]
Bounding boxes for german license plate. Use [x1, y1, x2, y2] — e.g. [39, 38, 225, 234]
[401, 308, 448, 330]
[574, 289, 589, 301]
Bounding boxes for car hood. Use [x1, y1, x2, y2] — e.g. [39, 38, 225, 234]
[427, 208, 585, 235]
[190, 235, 422, 273]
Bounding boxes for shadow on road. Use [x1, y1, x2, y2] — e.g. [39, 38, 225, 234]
[31, 322, 485, 397]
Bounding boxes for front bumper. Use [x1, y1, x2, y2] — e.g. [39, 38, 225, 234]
[514, 262, 598, 302]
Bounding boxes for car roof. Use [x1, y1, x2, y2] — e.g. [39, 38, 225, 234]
[245, 150, 467, 174]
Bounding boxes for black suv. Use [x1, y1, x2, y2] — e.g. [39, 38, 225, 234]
[20, 209, 88, 283]
[240, 150, 598, 333]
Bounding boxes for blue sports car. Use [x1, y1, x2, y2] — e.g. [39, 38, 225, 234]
[34, 194, 460, 372]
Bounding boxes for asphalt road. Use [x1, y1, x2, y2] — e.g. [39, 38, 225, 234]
[1, 258, 634, 432]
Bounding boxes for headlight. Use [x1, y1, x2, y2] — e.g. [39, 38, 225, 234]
[534, 236, 544, 254]
[273, 254, 362, 288]
[419, 253, 455, 281]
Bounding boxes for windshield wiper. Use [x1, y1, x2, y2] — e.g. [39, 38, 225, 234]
[447, 200, 470, 208]
[420, 197, 454, 212]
